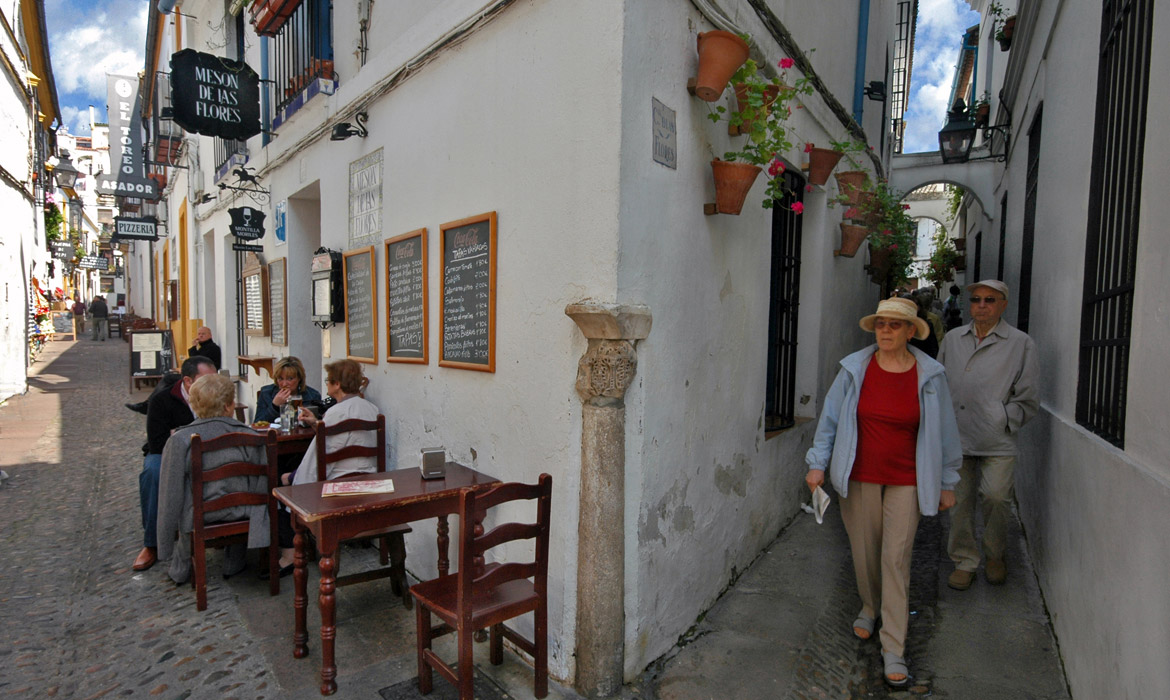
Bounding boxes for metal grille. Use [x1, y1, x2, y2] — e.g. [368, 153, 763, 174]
[765, 171, 805, 431]
[890, 1, 914, 153]
[973, 231, 982, 282]
[1018, 106, 1042, 333]
[214, 137, 248, 174]
[1076, 0, 1153, 447]
[997, 194, 1007, 280]
[271, 0, 333, 115]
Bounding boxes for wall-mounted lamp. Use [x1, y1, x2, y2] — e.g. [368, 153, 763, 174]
[863, 81, 887, 102]
[937, 98, 1011, 164]
[196, 193, 217, 205]
[330, 112, 368, 141]
[52, 156, 81, 190]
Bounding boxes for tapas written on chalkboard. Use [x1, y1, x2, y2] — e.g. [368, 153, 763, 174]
[128, 329, 176, 391]
[269, 258, 287, 346]
[243, 255, 269, 336]
[439, 211, 496, 372]
[343, 245, 378, 363]
[384, 229, 428, 364]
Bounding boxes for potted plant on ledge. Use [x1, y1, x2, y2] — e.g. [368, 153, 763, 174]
[861, 181, 917, 294]
[923, 230, 963, 289]
[706, 54, 814, 214]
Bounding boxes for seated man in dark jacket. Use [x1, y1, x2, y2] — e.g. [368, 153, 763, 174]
[188, 326, 222, 369]
[132, 356, 218, 571]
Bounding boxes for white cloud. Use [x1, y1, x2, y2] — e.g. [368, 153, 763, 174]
[45, 0, 147, 113]
[903, 0, 981, 153]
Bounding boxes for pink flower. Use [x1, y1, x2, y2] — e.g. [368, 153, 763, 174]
[889, 244, 898, 250]
[768, 159, 785, 176]
[791, 202, 805, 214]
[779, 58, 795, 69]
[806, 185, 814, 192]
[844, 207, 859, 219]
[804, 142, 815, 153]
[902, 203, 911, 210]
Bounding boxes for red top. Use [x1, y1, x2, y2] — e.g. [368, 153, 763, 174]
[851, 358, 919, 485]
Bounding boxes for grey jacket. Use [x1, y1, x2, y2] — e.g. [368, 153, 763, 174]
[157, 417, 271, 564]
[938, 320, 1039, 455]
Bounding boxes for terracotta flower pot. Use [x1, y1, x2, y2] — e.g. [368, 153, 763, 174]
[975, 104, 990, 127]
[807, 148, 843, 186]
[834, 170, 868, 205]
[695, 31, 750, 102]
[855, 191, 880, 225]
[998, 16, 1016, 51]
[837, 223, 868, 258]
[868, 242, 892, 273]
[732, 83, 781, 134]
[711, 160, 762, 215]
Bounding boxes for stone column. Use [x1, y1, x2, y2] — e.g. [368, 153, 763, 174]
[565, 302, 651, 698]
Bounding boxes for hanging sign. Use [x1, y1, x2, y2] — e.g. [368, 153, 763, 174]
[113, 216, 159, 241]
[229, 207, 266, 240]
[96, 75, 159, 199]
[51, 241, 74, 260]
[169, 49, 262, 140]
[79, 256, 110, 271]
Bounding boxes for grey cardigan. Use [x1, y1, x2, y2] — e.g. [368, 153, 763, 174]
[937, 320, 1039, 455]
[156, 417, 271, 564]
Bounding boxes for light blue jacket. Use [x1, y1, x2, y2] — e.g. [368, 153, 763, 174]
[805, 345, 962, 516]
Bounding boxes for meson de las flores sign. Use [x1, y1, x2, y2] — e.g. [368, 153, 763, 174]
[170, 49, 262, 140]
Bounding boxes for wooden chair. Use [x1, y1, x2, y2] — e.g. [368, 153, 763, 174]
[411, 474, 552, 699]
[190, 429, 281, 611]
[313, 414, 411, 606]
[107, 315, 123, 339]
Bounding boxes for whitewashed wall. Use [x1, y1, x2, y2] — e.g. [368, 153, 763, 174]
[999, 1, 1170, 698]
[614, 0, 893, 675]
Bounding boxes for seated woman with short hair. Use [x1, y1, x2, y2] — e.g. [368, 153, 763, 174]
[254, 356, 322, 424]
[156, 373, 271, 584]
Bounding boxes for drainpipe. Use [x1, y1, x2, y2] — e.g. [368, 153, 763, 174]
[852, 0, 871, 123]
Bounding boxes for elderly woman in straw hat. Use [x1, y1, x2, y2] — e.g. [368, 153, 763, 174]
[804, 297, 962, 687]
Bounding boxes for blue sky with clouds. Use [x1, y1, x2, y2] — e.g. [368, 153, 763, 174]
[42, 0, 979, 149]
[45, 0, 147, 135]
[903, 0, 982, 153]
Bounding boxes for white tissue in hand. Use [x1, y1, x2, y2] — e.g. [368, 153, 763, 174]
[812, 486, 831, 524]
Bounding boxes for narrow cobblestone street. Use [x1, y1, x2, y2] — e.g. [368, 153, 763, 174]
[2, 338, 1073, 699]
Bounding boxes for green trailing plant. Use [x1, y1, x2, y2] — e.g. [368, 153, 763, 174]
[44, 203, 63, 242]
[988, 1, 1005, 38]
[828, 138, 871, 170]
[860, 181, 917, 289]
[924, 230, 963, 289]
[945, 185, 964, 221]
[707, 51, 815, 210]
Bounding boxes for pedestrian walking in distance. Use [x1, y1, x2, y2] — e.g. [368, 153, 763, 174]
[938, 280, 1039, 590]
[805, 297, 962, 687]
[88, 295, 108, 341]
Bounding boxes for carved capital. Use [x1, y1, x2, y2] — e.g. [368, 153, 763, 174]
[576, 339, 637, 403]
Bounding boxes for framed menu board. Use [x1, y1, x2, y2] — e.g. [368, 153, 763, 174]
[385, 228, 428, 363]
[343, 245, 378, 363]
[268, 258, 287, 346]
[243, 257, 269, 336]
[128, 329, 175, 391]
[439, 211, 496, 372]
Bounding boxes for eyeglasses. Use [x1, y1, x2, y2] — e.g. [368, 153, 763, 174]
[874, 319, 907, 330]
[969, 296, 1003, 305]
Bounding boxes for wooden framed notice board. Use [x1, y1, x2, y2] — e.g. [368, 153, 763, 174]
[128, 329, 176, 391]
[268, 258, 287, 346]
[384, 228, 428, 364]
[343, 245, 378, 363]
[243, 255, 269, 337]
[439, 211, 496, 372]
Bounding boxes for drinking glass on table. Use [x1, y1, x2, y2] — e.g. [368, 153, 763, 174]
[289, 396, 303, 426]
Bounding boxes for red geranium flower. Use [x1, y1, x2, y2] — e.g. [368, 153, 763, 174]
[779, 58, 795, 69]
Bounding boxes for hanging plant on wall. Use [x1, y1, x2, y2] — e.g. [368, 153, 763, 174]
[860, 181, 917, 292]
[924, 230, 963, 289]
[705, 54, 815, 212]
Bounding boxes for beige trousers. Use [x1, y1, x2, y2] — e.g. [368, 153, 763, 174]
[948, 455, 1016, 572]
[838, 481, 920, 657]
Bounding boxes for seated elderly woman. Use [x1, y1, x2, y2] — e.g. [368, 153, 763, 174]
[156, 374, 271, 584]
[267, 359, 380, 578]
[254, 356, 322, 424]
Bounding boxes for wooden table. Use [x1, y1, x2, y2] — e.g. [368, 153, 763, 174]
[273, 426, 315, 457]
[272, 463, 499, 695]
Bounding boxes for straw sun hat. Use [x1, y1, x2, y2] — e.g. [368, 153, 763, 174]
[859, 297, 931, 341]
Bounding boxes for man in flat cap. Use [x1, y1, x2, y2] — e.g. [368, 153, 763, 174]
[938, 279, 1039, 589]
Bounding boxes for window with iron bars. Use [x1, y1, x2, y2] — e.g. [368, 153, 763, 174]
[765, 170, 805, 432]
[270, 0, 334, 117]
[1076, 0, 1153, 448]
[890, 0, 914, 153]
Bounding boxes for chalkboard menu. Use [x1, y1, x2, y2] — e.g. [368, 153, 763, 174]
[385, 229, 428, 364]
[344, 245, 378, 363]
[243, 257, 269, 336]
[129, 330, 176, 391]
[439, 211, 496, 372]
[268, 259, 287, 346]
